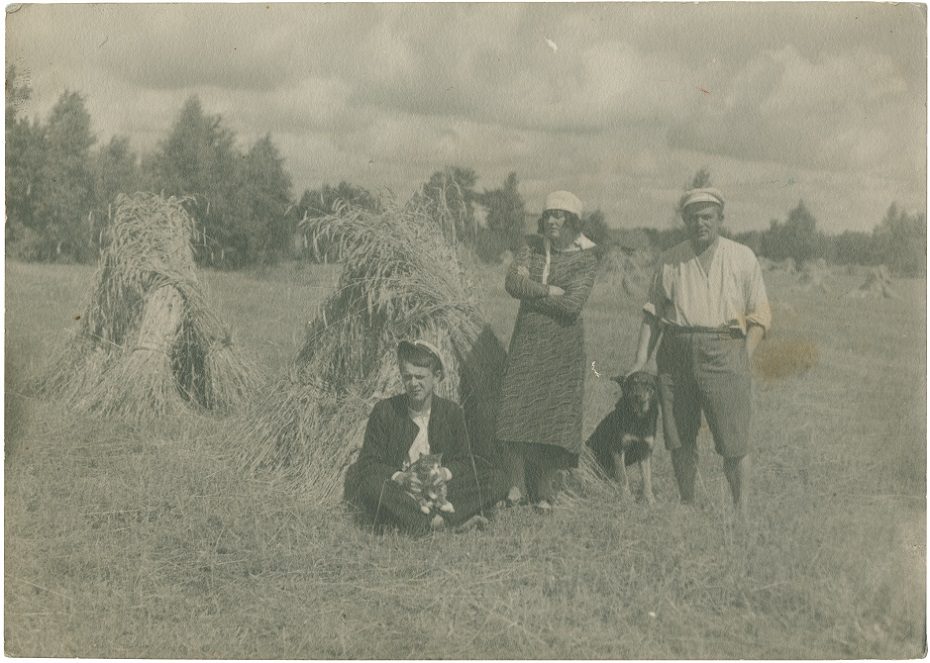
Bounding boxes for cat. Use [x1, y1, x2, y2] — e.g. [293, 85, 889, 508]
[404, 453, 455, 516]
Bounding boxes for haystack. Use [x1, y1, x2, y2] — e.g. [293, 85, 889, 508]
[37, 192, 258, 419]
[241, 196, 506, 502]
[758, 256, 775, 271]
[844, 265, 901, 300]
[602, 246, 654, 299]
[766, 257, 797, 273]
[795, 260, 832, 293]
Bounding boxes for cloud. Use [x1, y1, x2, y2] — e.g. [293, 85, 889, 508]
[668, 46, 924, 178]
[6, 3, 925, 235]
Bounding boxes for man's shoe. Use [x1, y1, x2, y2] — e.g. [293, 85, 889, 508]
[453, 515, 490, 533]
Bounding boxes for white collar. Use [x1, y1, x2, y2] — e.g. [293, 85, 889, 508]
[574, 233, 596, 250]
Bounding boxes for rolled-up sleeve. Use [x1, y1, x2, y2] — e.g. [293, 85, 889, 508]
[744, 258, 772, 333]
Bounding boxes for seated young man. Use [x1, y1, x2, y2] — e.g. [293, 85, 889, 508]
[344, 339, 507, 533]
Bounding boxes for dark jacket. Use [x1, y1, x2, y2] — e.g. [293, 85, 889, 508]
[351, 394, 472, 485]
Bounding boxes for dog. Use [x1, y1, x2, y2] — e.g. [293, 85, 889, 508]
[585, 371, 659, 504]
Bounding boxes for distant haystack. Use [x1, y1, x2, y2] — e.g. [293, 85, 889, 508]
[241, 196, 506, 502]
[602, 246, 655, 299]
[766, 257, 797, 274]
[37, 193, 259, 419]
[795, 260, 832, 293]
[845, 265, 901, 300]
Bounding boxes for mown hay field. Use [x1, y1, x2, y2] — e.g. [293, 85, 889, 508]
[5, 259, 926, 658]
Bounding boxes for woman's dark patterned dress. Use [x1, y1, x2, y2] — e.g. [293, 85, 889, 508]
[495, 234, 599, 464]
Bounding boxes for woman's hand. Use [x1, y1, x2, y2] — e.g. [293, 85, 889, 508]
[548, 285, 565, 296]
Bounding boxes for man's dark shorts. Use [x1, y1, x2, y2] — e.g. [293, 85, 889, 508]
[656, 328, 752, 458]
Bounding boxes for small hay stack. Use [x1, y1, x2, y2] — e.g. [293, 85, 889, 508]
[766, 257, 797, 274]
[844, 265, 901, 300]
[37, 192, 259, 419]
[602, 246, 654, 299]
[242, 196, 506, 502]
[795, 260, 832, 293]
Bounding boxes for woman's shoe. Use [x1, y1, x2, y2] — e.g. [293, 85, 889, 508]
[499, 487, 527, 508]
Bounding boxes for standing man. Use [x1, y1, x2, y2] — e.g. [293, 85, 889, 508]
[627, 188, 771, 516]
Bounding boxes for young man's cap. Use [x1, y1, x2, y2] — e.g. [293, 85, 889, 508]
[397, 339, 445, 378]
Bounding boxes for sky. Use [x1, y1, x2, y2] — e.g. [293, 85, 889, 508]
[6, 2, 927, 233]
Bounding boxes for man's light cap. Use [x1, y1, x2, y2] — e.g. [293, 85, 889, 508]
[680, 187, 725, 211]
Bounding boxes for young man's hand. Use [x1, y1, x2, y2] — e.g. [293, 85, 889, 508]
[391, 469, 422, 492]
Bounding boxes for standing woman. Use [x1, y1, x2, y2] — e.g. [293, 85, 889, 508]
[496, 191, 599, 511]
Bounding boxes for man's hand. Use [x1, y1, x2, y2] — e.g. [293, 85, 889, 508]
[548, 285, 565, 296]
[745, 324, 765, 360]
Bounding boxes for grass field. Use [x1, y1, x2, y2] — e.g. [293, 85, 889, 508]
[5, 258, 926, 658]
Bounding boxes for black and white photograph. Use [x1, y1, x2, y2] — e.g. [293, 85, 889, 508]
[4, 2, 926, 658]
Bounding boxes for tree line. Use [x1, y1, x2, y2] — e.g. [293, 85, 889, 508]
[5, 69, 925, 276]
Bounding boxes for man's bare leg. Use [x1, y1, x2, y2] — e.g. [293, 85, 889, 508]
[723, 454, 750, 517]
[671, 445, 698, 504]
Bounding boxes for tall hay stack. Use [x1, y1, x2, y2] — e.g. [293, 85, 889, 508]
[242, 197, 506, 502]
[37, 192, 259, 419]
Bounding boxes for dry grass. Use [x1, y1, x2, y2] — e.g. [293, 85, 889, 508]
[240, 196, 505, 500]
[845, 265, 902, 300]
[35, 193, 259, 420]
[5, 260, 925, 659]
[752, 337, 819, 381]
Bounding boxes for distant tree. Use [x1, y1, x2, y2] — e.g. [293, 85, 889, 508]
[90, 135, 140, 244]
[5, 66, 46, 253]
[150, 96, 242, 266]
[760, 200, 824, 266]
[298, 181, 379, 218]
[582, 209, 610, 246]
[417, 166, 479, 245]
[873, 203, 926, 276]
[475, 171, 525, 262]
[653, 226, 689, 250]
[235, 134, 294, 263]
[688, 166, 712, 189]
[828, 230, 880, 267]
[5, 65, 31, 127]
[30, 90, 96, 261]
[732, 229, 763, 254]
